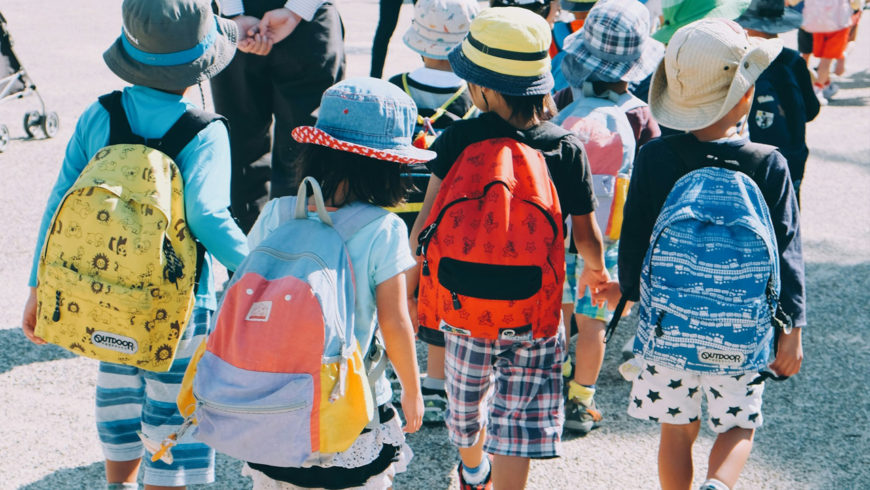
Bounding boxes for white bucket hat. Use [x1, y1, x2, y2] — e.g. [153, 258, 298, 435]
[649, 18, 782, 131]
[403, 0, 479, 60]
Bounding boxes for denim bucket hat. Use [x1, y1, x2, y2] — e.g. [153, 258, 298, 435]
[448, 7, 554, 96]
[403, 0, 479, 60]
[292, 78, 437, 164]
[735, 0, 802, 34]
[103, 0, 238, 91]
[561, 0, 665, 85]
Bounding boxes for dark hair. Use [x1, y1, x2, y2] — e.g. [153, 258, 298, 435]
[489, 0, 551, 18]
[501, 92, 558, 122]
[295, 144, 413, 208]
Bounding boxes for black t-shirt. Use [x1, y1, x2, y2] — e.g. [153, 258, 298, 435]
[425, 112, 597, 216]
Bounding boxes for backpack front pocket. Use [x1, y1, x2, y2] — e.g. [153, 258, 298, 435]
[193, 351, 314, 467]
[438, 257, 542, 300]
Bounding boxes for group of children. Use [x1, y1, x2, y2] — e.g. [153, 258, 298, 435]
[22, 0, 830, 488]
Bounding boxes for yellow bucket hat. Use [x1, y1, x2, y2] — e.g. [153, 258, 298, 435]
[447, 7, 554, 96]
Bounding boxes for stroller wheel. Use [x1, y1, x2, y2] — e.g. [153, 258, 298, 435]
[0, 125, 9, 152]
[23, 111, 41, 138]
[42, 112, 60, 138]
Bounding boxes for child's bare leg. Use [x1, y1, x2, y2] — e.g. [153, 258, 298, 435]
[659, 421, 700, 490]
[492, 455, 531, 490]
[706, 427, 755, 489]
[106, 458, 140, 484]
[427, 344, 445, 380]
[573, 315, 605, 386]
[458, 428, 487, 468]
[816, 57, 834, 87]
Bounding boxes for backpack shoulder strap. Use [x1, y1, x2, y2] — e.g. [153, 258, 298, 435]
[157, 108, 227, 161]
[664, 133, 775, 179]
[97, 91, 227, 160]
[98, 91, 140, 146]
[331, 202, 390, 241]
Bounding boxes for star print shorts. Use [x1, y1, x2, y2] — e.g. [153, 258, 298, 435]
[626, 360, 765, 433]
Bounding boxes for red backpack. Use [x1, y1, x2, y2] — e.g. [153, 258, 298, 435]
[417, 138, 565, 340]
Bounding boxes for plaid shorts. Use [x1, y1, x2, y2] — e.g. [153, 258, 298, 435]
[444, 332, 565, 459]
[95, 308, 215, 487]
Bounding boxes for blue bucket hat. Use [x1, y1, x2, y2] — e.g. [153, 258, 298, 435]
[292, 78, 436, 164]
[561, 0, 665, 86]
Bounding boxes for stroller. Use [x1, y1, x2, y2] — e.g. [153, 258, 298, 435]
[0, 11, 59, 153]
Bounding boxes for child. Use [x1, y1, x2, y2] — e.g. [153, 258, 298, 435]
[618, 18, 805, 490]
[801, 0, 853, 102]
[550, 0, 598, 93]
[386, 0, 479, 425]
[240, 77, 426, 489]
[409, 7, 609, 489]
[553, 0, 663, 434]
[736, 0, 821, 203]
[19, 0, 248, 487]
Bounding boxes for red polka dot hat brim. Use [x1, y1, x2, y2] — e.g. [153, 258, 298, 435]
[292, 126, 436, 164]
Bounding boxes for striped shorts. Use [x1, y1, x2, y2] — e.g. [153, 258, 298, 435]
[444, 332, 565, 459]
[96, 308, 214, 487]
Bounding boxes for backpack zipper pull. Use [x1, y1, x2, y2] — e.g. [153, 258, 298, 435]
[654, 311, 664, 337]
[422, 259, 430, 276]
[52, 290, 62, 322]
[452, 291, 461, 310]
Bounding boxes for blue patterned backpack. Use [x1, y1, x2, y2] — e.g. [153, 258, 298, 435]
[625, 135, 791, 375]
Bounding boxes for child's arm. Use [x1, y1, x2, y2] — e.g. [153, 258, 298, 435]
[770, 327, 803, 376]
[376, 273, 424, 433]
[571, 213, 610, 306]
[180, 122, 249, 272]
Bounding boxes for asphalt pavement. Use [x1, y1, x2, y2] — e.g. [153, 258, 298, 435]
[0, 1, 868, 488]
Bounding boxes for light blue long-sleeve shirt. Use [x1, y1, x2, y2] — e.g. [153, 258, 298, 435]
[29, 86, 249, 310]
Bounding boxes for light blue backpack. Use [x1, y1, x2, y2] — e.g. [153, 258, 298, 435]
[631, 136, 790, 375]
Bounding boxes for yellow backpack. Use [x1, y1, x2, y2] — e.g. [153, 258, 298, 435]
[35, 91, 220, 372]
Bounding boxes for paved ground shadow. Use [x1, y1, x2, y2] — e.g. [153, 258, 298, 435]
[0, 327, 76, 375]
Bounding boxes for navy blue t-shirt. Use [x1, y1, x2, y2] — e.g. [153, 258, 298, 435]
[748, 47, 820, 189]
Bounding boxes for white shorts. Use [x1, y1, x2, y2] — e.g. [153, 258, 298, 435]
[627, 361, 765, 433]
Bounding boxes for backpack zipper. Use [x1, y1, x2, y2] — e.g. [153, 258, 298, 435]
[194, 392, 308, 415]
[52, 290, 62, 322]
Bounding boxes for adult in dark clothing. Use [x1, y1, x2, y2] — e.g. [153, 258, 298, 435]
[211, 0, 345, 232]
[370, 0, 416, 79]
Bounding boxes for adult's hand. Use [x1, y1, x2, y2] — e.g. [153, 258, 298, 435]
[258, 8, 302, 46]
[232, 15, 274, 55]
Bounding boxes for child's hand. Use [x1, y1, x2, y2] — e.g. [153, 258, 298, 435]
[21, 287, 45, 345]
[576, 266, 611, 307]
[769, 327, 803, 377]
[591, 281, 634, 314]
[400, 388, 424, 434]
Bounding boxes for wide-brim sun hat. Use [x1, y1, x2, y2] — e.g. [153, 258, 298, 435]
[561, 0, 665, 85]
[448, 7, 554, 96]
[403, 0, 479, 60]
[653, 0, 751, 44]
[735, 0, 802, 34]
[561, 0, 598, 12]
[649, 18, 782, 131]
[292, 77, 437, 164]
[104, 0, 238, 92]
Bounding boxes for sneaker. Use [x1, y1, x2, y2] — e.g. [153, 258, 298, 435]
[457, 461, 493, 490]
[814, 85, 829, 106]
[822, 82, 839, 100]
[422, 386, 448, 424]
[564, 397, 602, 434]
